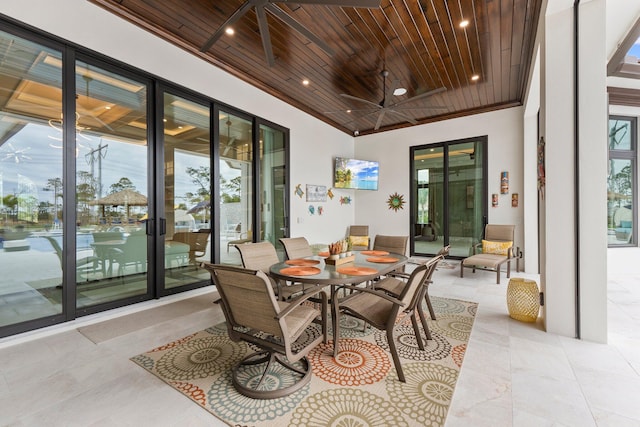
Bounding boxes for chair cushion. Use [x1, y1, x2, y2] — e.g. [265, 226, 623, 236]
[463, 253, 509, 269]
[350, 235, 369, 247]
[482, 239, 512, 255]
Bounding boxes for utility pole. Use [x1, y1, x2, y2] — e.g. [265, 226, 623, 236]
[85, 142, 108, 198]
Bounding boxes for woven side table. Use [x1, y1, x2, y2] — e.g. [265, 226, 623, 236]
[506, 278, 540, 322]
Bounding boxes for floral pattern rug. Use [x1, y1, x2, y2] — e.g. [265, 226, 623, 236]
[131, 296, 477, 426]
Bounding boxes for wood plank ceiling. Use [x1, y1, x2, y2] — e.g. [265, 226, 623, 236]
[89, 0, 543, 136]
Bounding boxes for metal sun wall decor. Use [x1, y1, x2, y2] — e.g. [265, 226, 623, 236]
[387, 192, 405, 211]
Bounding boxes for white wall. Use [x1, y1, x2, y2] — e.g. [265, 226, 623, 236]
[0, 0, 355, 245]
[353, 107, 526, 259]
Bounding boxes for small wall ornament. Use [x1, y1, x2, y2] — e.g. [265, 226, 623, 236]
[387, 192, 405, 211]
[295, 184, 304, 198]
[340, 196, 352, 205]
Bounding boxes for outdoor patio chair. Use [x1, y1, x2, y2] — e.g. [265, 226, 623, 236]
[460, 224, 516, 284]
[43, 236, 100, 285]
[376, 254, 444, 323]
[279, 236, 313, 259]
[234, 241, 306, 300]
[373, 234, 409, 276]
[348, 225, 370, 250]
[202, 263, 327, 399]
[332, 262, 432, 382]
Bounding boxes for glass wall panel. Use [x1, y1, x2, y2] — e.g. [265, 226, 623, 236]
[447, 141, 485, 257]
[0, 32, 64, 326]
[608, 116, 636, 246]
[75, 60, 149, 307]
[219, 111, 253, 265]
[259, 124, 287, 251]
[163, 93, 211, 287]
[413, 146, 444, 255]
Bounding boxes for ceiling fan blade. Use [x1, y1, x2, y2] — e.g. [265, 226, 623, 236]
[374, 110, 386, 130]
[282, 0, 381, 7]
[386, 109, 418, 124]
[324, 107, 380, 114]
[391, 86, 447, 107]
[267, 5, 335, 56]
[391, 105, 449, 111]
[200, 1, 253, 52]
[340, 93, 382, 109]
[223, 137, 237, 156]
[382, 78, 402, 108]
[256, 5, 276, 66]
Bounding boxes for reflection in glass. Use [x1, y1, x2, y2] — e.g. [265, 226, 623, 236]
[260, 124, 287, 252]
[412, 140, 486, 258]
[219, 112, 253, 265]
[608, 116, 635, 246]
[75, 60, 148, 308]
[163, 93, 211, 288]
[0, 32, 64, 326]
[608, 158, 634, 245]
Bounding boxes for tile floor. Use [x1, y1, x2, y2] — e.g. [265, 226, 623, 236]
[0, 249, 638, 426]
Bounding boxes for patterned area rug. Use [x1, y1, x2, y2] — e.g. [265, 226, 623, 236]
[131, 296, 477, 426]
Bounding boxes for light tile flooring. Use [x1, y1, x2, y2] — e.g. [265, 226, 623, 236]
[0, 250, 639, 426]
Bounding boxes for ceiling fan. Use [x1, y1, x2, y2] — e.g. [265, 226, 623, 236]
[339, 70, 448, 131]
[200, 0, 381, 67]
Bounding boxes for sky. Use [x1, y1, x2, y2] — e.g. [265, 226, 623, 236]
[629, 37, 640, 58]
[0, 122, 236, 209]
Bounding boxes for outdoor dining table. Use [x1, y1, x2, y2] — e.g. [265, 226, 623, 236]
[269, 250, 408, 350]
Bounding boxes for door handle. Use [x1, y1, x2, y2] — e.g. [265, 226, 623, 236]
[160, 218, 166, 235]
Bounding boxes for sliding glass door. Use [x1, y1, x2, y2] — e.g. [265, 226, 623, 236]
[218, 110, 253, 266]
[162, 92, 211, 289]
[259, 122, 288, 248]
[0, 33, 64, 328]
[411, 137, 487, 258]
[74, 59, 150, 309]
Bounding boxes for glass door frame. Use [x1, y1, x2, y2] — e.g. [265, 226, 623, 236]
[410, 136, 488, 258]
[155, 83, 214, 297]
[74, 52, 156, 316]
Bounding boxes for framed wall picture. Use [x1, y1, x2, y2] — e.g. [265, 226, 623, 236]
[306, 185, 327, 202]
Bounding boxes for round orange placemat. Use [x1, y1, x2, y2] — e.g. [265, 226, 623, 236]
[361, 250, 389, 256]
[337, 267, 378, 276]
[366, 256, 399, 263]
[279, 266, 322, 276]
[285, 259, 321, 266]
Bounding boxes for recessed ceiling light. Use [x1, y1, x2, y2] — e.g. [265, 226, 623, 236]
[460, 19, 469, 28]
[393, 87, 407, 96]
[302, 79, 309, 86]
[347, 109, 352, 113]
[471, 74, 480, 81]
[225, 27, 234, 35]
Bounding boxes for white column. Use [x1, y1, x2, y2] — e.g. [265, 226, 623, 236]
[540, 0, 607, 342]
